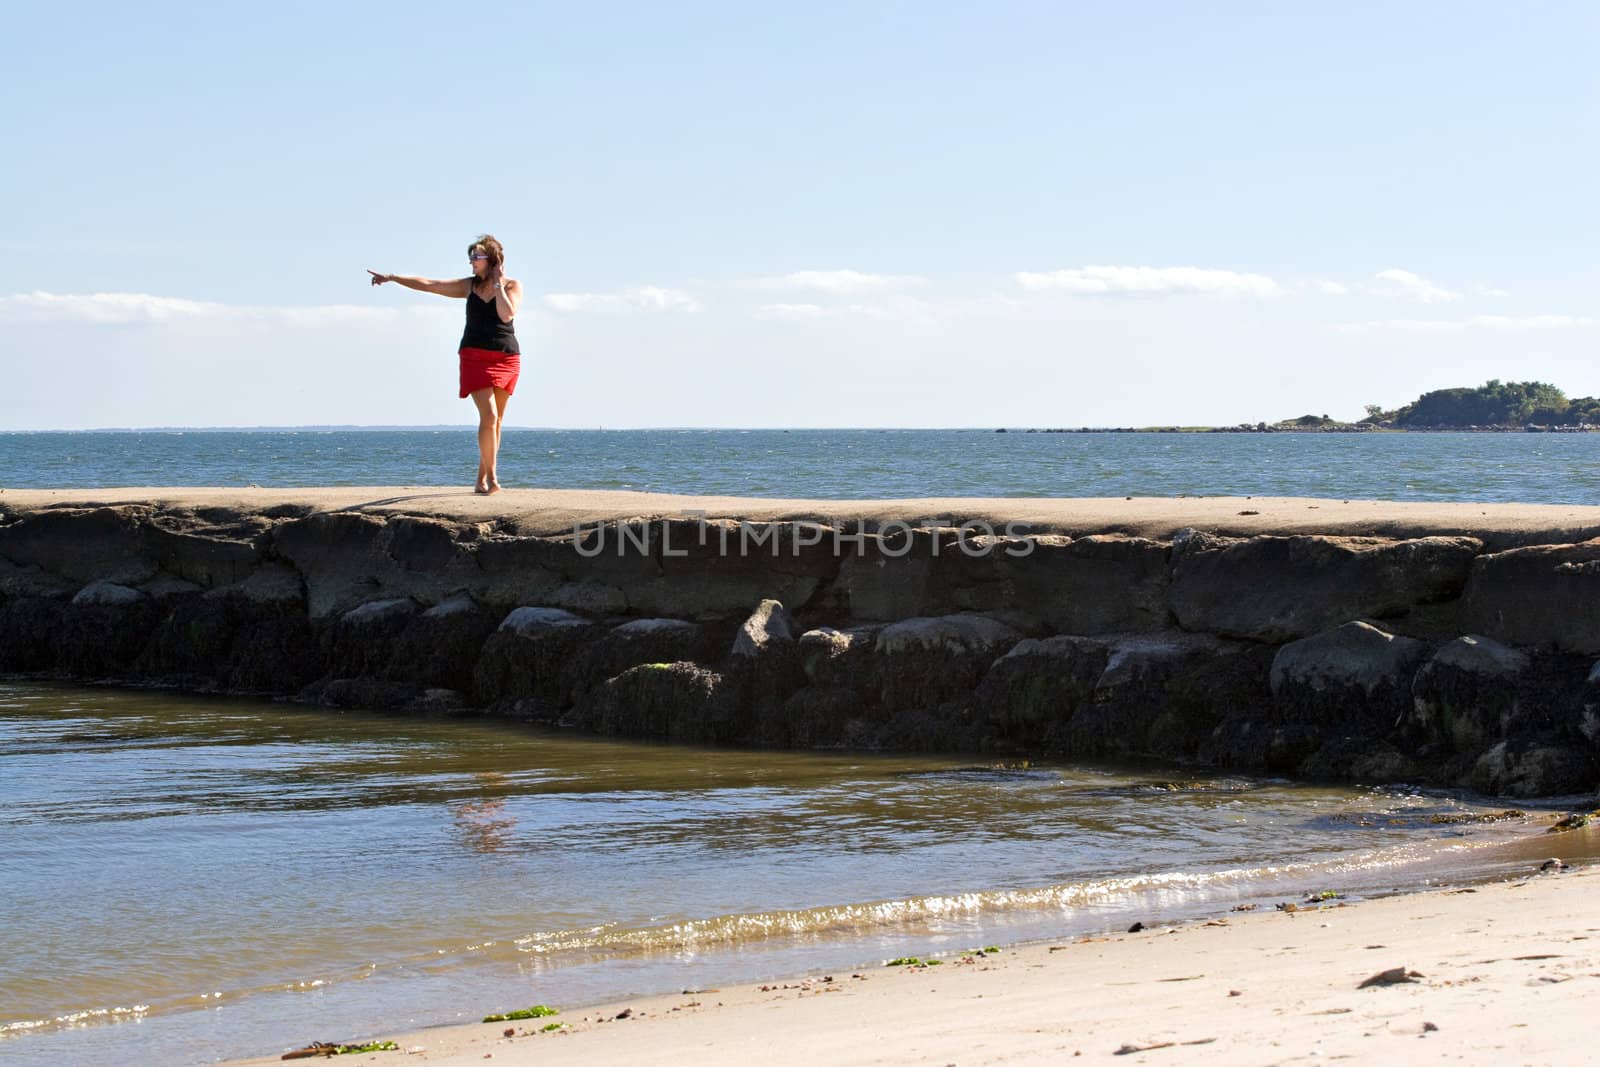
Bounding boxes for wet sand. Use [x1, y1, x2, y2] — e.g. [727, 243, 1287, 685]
[225, 835, 1600, 1067]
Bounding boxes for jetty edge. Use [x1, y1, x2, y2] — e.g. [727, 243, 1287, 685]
[4, 487, 1600, 798]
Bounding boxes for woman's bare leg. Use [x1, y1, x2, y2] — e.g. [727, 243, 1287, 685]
[488, 387, 512, 490]
[470, 388, 500, 493]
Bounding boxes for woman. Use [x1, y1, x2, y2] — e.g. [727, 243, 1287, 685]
[368, 235, 522, 494]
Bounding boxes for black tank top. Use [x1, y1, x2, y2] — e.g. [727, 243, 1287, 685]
[460, 286, 520, 354]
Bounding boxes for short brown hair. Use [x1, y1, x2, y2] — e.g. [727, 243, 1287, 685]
[468, 234, 505, 272]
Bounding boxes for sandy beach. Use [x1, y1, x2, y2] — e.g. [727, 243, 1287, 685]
[222, 829, 1600, 1067]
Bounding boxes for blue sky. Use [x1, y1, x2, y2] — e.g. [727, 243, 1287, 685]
[2, 2, 1595, 429]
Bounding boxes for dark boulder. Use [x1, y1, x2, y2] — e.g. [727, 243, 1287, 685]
[321, 597, 419, 679]
[1405, 635, 1532, 756]
[1171, 530, 1480, 643]
[974, 635, 1107, 747]
[1462, 538, 1600, 654]
[872, 614, 1023, 713]
[387, 593, 498, 692]
[1269, 621, 1427, 728]
[572, 662, 744, 743]
[52, 582, 165, 678]
[1468, 740, 1597, 798]
[472, 606, 599, 714]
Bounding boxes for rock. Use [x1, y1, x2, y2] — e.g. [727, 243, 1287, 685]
[302, 676, 423, 712]
[581, 618, 712, 701]
[388, 594, 497, 692]
[873, 700, 988, 752]
[0, 596, 67, 671]
[0, 506, 157, 585]
[798, 625, 880, 691]
[1429, 634, 1530, 676]
[774, 685, 865, 747]
[839, 531, 1169, 633]
[837, 541, 934, 620]
[572, 662, 744, 743]
[877, 613, 1022, 656]
[948, 534, 1171, 634]
[632, 519, 834, 621]
[728, 600, 805, 732]
[1270, 621, 1427, 701]
[420, 592, 483, 619]
[144, 566, 323, 690]
[340, 597, 418, 626]
[72, 580, 147, 607]
[271, 512, 478, 618]
[1468, 741, 1597, 798]
[54, 590, 166, 678]
[0, 554, 74, 598]
[466, 536, 568, 609]
[472, 607, 601, 713]
[1255, 622, 1426, 772]
[974, 635, 1107, 744]
[406, 687, 472, 715]
[321, 598, 420, 679]
[215, 564, 305, 606]
[732, 599, 798, 658]
[1171, 531, 1480, 643]
[873, 614, 1023, 713]
[1582, 660, 1600, 744]
[1077, 633, 1264, 762]
[543, 580, 628, 615]
[1462, 538, 1600, 654]
[613, 617, 701, 638]
[138, 574, 205, 601]
[1099, 632, 1239, 692]
[387, 517, 462, 571]
[227, 610, 319, 692]
[141, 515, 263, 586]
[1407, 635, 1535, 755]
[497, 606, 593, 635]
[136, 595, 238, 686]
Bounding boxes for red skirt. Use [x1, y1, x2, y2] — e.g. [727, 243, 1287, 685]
[459, 347, 521, 398]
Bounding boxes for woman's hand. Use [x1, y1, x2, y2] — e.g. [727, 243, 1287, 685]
[367, 270, 392, 286]
[489, 263, 504, 288]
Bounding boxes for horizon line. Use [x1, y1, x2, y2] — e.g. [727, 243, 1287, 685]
[5, 424, 1148, 433]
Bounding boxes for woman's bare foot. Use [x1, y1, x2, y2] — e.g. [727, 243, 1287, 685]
[486, 479, 502, 495]
[473, 479, 491, 495]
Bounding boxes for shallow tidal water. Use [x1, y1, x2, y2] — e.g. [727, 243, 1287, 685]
[1, 683, 1587, 1066]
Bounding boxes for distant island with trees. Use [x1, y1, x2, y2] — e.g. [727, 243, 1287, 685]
[1004, 380, 1600, 433]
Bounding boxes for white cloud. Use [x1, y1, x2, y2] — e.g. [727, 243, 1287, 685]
[1338, 314, 1594, 332]
[1372, 269, 1461, 304]
[1473, 284, 1511, 298]
[542, 286, 701, 314]
[0, 290, 443, 326]
[0, 290, 227, 323]
[1013, 265, 1281, 298]
[759, 303, 830, 320]
[1315, 280, 1349, 295]
[777, 269, 926, 294]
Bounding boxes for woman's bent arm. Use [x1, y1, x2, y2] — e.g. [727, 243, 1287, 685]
[367, 271, 469, 298]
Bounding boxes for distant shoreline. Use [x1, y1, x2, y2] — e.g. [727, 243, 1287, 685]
[998, 424, 1600, 434]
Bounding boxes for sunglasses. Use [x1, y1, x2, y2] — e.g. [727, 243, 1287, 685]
[468, 254, 489, 262]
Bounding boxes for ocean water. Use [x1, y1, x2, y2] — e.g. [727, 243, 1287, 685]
[0, 683, 1582, 1067]
[1, 428, 1598, 502]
